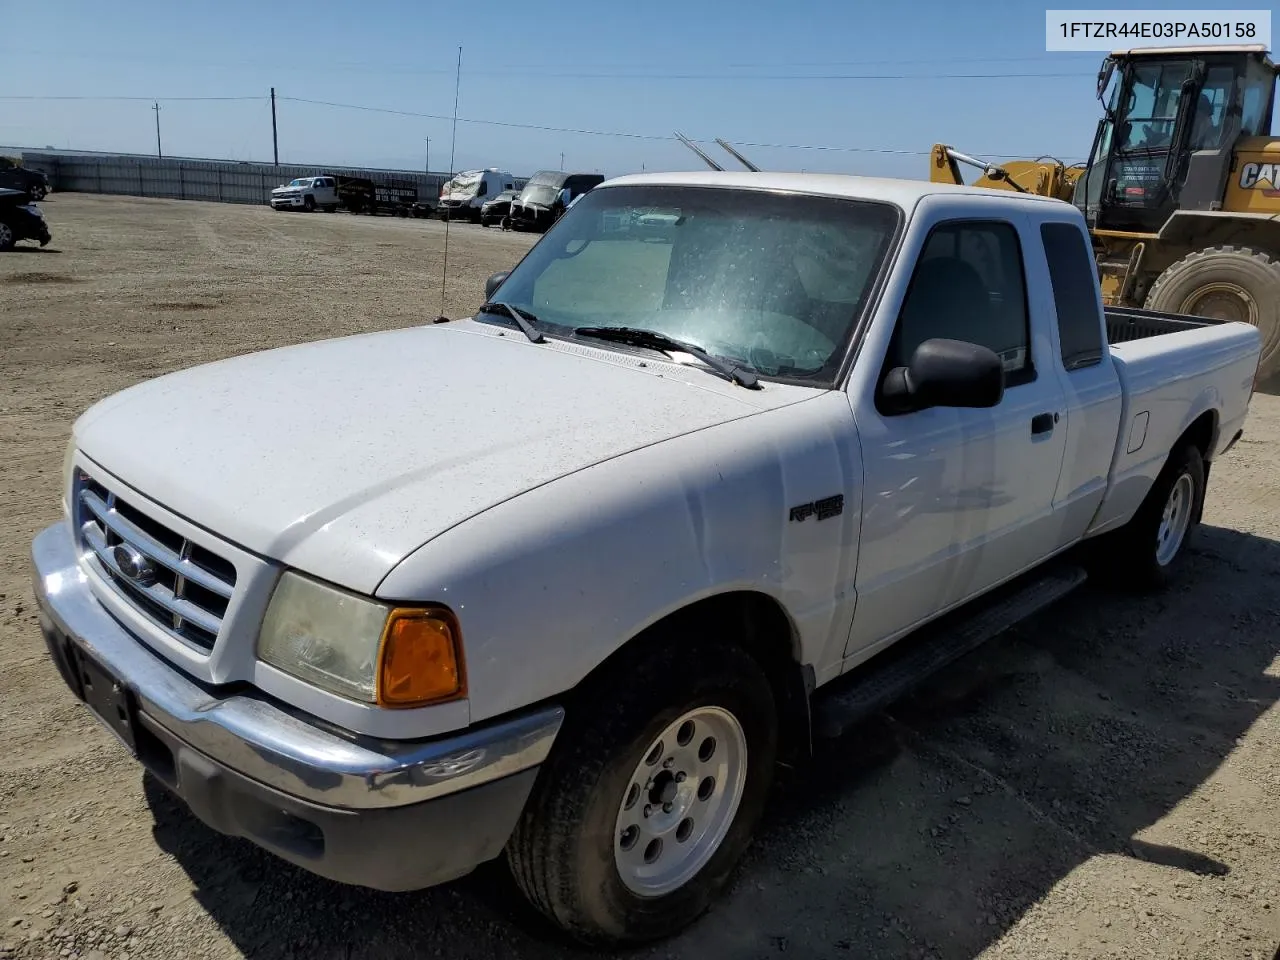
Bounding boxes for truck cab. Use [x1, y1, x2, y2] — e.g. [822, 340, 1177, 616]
[1074, 44, 1278, 233]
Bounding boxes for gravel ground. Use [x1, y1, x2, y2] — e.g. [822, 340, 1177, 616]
[2, 194, 1279, 960]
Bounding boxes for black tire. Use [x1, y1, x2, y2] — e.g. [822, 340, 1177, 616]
[29, 183, 46, 201]
[303, 195, 316, 212]
[0, 219, 15, 252]
[507, 638, 778, 946]
[480, 216, 491, 227]
[1145, 245, 1280, 383]
[1096, 442, 1206, 592]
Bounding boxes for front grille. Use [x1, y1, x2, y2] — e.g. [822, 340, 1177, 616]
[75, 469, 237, 653]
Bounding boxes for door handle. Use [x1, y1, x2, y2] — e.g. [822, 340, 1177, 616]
[1031, 412, 1056, 435]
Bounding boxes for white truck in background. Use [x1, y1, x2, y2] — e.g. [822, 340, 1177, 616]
[269, 175, 340, 212]
[32, 172, 1260, 945]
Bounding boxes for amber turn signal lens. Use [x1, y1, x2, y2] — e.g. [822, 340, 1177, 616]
[376, 610, 465, 708]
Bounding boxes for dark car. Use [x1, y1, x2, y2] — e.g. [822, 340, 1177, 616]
[0, 157, 50, 201]
[479, 189, 519, 227]
[508, 171, 605, 232]
[0, 188, 51, 251]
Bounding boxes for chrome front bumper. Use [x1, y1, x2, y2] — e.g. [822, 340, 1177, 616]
[31, 520, 563, 890]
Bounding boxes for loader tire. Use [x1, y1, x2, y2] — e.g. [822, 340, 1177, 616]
[1144, 245, 1280, 384]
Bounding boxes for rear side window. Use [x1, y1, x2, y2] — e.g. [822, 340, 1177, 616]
[889, 220, 1033, 383]
[1040, 222, 1104, 370]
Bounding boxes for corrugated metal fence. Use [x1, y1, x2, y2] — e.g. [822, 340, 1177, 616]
[16, 151, 521, 206]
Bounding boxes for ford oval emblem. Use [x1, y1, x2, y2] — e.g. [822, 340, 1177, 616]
[113, 544, 157, 586]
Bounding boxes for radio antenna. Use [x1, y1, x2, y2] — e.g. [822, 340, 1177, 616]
[674, 131, 723, 171]
[436, 45, 462, 323]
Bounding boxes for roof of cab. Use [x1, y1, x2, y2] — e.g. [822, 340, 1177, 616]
[599, 170, 1072, 208]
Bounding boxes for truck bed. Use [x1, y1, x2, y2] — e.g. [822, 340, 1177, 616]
[1104, 305, 1224, 344]
[1088, 306, 1260, 539]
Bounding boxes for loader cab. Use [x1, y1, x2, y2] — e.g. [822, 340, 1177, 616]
[1074, 45, 1277, 233]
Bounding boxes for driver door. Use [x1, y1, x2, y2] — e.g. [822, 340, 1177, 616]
[846, 211, 1069, 659]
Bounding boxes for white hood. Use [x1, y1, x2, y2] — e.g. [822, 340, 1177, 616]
[72, 321, 789, 593]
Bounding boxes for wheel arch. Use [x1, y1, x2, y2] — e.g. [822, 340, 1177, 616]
[570, 590, 814, 763]
[1170, 408, 1218, 523]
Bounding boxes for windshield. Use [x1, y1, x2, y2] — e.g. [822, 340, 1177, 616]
[519, 182, 562, 205]
[492, 184, 900, 383]
[287, 178, 313, 187]
[1115, 60, 1191, 153]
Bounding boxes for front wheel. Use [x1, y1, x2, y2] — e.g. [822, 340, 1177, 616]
[29, 184, 47, 201]
[303, 195, 316, 212]
[0, 220, 15, 252]
[507, 640, 777, 945]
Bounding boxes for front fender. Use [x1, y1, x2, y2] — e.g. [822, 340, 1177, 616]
[376, 392, 863, 726]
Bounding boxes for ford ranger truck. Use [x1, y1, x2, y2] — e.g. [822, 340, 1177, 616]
[32, 172, 1261, 945]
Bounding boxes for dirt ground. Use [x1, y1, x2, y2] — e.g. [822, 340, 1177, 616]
[2, 193, 1279, 960]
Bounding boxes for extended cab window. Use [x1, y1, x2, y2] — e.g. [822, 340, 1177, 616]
[1040, 222, 1105, 370]
[888, 220, 1032, 382]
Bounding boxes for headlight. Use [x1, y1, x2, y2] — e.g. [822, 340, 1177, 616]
[257, 572, 465, 708]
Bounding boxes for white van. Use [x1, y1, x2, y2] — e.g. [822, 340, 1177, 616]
[436, 168, 515, 222]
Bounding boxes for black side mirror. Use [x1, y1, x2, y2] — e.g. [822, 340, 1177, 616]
[882, 338, 1004, 412]
[485, 270, 510, 300]
[1096, 56, 1116, 102]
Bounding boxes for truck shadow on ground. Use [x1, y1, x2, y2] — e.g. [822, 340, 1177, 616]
[144, 523, 1280, 960]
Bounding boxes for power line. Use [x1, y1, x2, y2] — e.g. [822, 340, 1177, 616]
[279, 96, 1084, 161]
[0, 92, 1086, 164]
[11, 48, 1104, 75]
[0, 95, 265, 102]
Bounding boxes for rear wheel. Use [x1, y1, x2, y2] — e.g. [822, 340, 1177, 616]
[29, 183, 46, 201]
[0, 220, 15, 251]
[507, 639, 778, 945]
[1145, 245, 1280, 383]
[1097, 442, 1206, 591]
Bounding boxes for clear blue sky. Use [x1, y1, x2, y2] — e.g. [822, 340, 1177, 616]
[0, 0, 1264, 180]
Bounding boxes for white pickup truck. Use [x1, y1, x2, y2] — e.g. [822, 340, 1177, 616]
[269, 176, 339, 212]
[32, 172, 1261, 945]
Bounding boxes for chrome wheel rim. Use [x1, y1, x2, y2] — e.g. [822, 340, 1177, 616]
[1156, 472, 1194, 566]
[613, 706, 748, 897]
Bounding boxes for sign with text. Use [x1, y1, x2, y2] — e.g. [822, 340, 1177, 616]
[1046, 9, 1271, 51]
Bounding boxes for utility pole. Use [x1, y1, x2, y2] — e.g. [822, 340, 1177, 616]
[152, 102, 162, 158]
[270, 87, 279, 166]
[424, 137, 429, 174]
[559, 151, 564, 171]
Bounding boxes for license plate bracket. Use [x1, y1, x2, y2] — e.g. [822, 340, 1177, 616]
[68, 644, 138, 755]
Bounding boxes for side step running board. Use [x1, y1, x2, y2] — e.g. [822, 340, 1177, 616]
[811, 565, 1088, 740]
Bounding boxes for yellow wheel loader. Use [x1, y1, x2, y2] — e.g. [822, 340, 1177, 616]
[932, 44, 1280, 384]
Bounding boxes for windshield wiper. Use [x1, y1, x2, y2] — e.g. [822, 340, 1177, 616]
[573, 326, 760, 389]
[477, 301, 546, 343]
